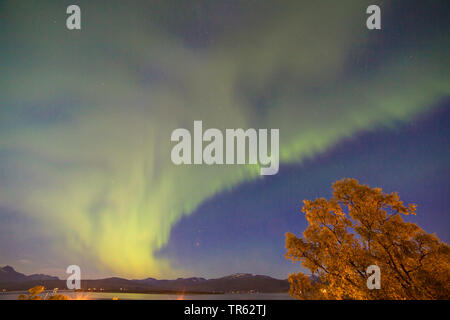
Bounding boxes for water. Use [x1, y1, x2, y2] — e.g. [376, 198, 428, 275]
[0, 290, 292, 300]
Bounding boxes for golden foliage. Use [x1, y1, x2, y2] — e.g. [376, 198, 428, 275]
[285, 178, 450, 300]
[18, 286, 69, 300]
[47, 294, 70, 300]
[18, 286, 44, 300]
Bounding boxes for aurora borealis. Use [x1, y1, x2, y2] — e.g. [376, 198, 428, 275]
[0, 0, 449, 279]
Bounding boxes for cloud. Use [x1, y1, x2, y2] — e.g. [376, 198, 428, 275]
[0, 0, 448, 277]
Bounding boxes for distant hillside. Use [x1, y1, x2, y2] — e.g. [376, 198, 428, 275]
[130, 273, 289, 293]
[0, 266, 288, 293]
[0, 266, 59, 283]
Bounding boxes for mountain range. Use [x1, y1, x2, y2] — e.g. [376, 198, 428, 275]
[0, 265, 59, 283]
[0, 266, 289, 293]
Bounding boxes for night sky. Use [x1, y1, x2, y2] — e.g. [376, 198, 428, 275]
[0, 0, 449, 279]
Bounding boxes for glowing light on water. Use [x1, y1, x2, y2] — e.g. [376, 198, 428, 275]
[176, 293, 185, 300]
[71, 293, 90, 300]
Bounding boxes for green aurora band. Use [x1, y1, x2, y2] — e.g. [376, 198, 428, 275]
[0, 1, 449, 277]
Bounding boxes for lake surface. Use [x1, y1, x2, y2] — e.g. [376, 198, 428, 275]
[0, 291, 292, 300]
